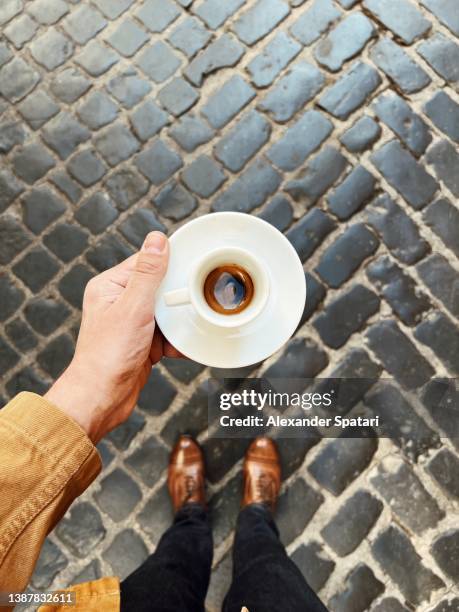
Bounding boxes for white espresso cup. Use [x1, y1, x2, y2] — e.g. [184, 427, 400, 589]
[163, 246, 270, 328]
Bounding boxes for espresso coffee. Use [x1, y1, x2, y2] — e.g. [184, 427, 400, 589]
[203, 264, 254, 315]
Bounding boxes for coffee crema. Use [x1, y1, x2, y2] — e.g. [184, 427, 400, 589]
[203, 264, 254, 315]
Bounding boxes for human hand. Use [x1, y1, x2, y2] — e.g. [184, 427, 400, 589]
[45, 231, 181, 444]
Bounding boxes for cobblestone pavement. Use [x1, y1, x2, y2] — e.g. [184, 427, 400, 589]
[1, 0, 459, 610]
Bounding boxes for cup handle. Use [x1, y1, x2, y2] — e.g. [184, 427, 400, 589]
[163, 287, 191, 306]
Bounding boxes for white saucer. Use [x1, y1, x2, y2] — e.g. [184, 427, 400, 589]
[155, 212, 306, 369]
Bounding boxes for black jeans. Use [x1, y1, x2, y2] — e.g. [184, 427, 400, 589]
[120, 504, 327, 612]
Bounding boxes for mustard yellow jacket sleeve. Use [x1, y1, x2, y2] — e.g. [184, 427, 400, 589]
[0, 392, 101, 597]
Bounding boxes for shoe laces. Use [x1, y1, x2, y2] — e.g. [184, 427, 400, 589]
[184, 475, 196, 500]
[255, 473, 274, 501]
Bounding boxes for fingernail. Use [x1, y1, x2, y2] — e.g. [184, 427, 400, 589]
[143, 232, 167, 253]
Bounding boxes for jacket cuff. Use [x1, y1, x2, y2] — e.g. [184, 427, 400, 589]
[2, 392, 101, 493]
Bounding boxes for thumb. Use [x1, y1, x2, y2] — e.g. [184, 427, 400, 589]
[125, 231, 169, 306]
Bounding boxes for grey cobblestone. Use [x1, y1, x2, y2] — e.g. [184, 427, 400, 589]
[330, 564, 384, 612]
[102, 529, 148, 579]
[30, 29, 73, 71]
[417, 254, 459, 318]
[67, 150, 107, 187]
[4, 14, 38, 49]
[367, 320, 434, 389]
[135, 139, 183, 185]
[313, 284, 380, 349]
[95, 468, 142, 522]
[318, 61, 381, 119]
[287, 208, 336, 261]
[213, 158, 281, 212]
[6, 318, 37, 352]
[267, 110, 332, 171]
[0, 214, 31, 264]
[277, 478, 323, 545]
[233, 0, 290, 46]
[422, 379, 459, 449]
[321, 490, 382, 556]
[0, 56, 40, 103]
[55, 502, 106, 558]
[372, 140, 438, 209]
[42, 112, 91, 160]
[315, 223, 378, 288]
[215, 111, 271, 172]
[426, 140, 459, 198]
[168, 17, 211, 58]
[1, 1, 458, 608]
[182, 155, 226, 198]
[371, 37, 431, 94]
[158, 77, 199, 117]
[258, 194, 293, 231]
[327, 165, 376, 220]
[50, 68, 91, 105]
[370, 456, 444, 534]
[201, 74, 255, 129]
[119, 208, 166, 247]
[418, 33, 459, 83]
[58, 264, 94, 308]
[258, 61, 325, 122]
[420, 0, 459, 36]
[366, 194, 429, 264]
[0, 169, 24, 212]
[77, 91, 119, 130]
[135, 0, 180, 33]
[106, 68, 151, 109]
[13, 246, 59, 292]
[130, 100, 169, 142]
[50, 169, 82, 204]
[415, 311, 459, 375]
[193, 0, 245, 29]
[366, 384, 440, 460]
[246, 31, 300, 87]
[367, 256, 431, 326]
[17, 89, 60, 130]
[106, 18, 149, 58]
[12, 141, 55, 185]
[308, 436, 378, 495]
[290, 0, 341, 46]
[340, 116, 381, 153]
[24, 297, 70, 336]
[314, 13, 375, 72]
[372, 526, 444, 606]
[153, 180, 198, 220]
[185, 34, 245, 86]
[75, 40, 119, 77]
[424, 91, 459, 143]
[86, 234, 134, 271]
[63, 5, 107, 45]
[290, 542, 334, 592]
[37, 333, 74, 379]
[373, 93, 432, 157]
[105, 168, 149, 210]
[364, 0, 431, 44]
[428, 449, 459, 500]
[21, 186, 66, 234]
[0, 118, 26, 154]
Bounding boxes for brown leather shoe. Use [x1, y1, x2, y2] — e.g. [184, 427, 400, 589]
[242, 437, 281, 512]
[168, 435, 206, 513]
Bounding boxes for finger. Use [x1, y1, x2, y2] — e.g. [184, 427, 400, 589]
[99, 253, 139, 289]
[150, 327, 164, 365]
[123, 232, 169, 307]
[164, 341, 185, 358]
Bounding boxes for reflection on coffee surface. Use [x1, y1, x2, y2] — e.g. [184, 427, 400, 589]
[203, 264, 254, 315]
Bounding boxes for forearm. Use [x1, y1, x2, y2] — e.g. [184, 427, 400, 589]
[0, 393, 101, 593]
